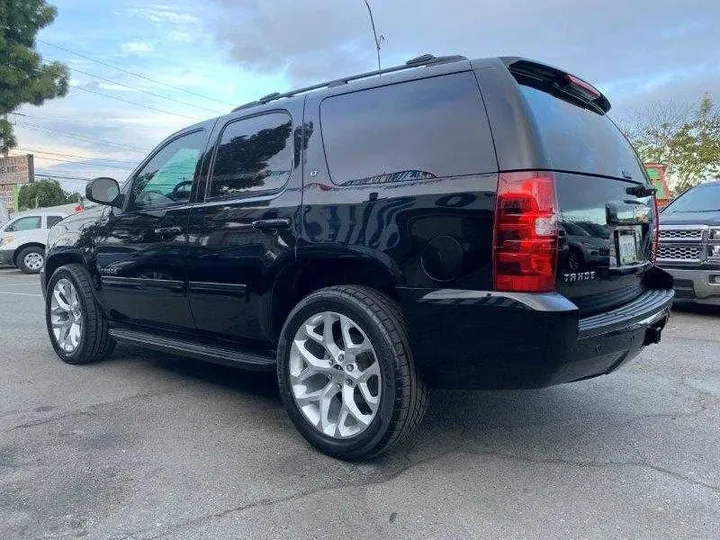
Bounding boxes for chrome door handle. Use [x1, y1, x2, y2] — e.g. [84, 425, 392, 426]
[154, 226, 183, 236]
[252, 218, 290, 231]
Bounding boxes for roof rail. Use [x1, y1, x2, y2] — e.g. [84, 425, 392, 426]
[232, 53, 468, 112]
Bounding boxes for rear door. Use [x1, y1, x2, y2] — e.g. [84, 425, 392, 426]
[186, 106, 302, 347]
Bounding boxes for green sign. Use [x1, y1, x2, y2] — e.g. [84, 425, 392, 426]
[644, 165, 668, 199]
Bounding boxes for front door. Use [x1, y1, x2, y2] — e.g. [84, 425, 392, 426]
[95, 127, 210, 331]
[186, 109, 302, 346]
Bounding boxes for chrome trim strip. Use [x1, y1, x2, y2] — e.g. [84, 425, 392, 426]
[659, 224, 709, 230]
[420, 289, 579, 312]
[188, 281, 247, 294]
[101, 276, 185, 291]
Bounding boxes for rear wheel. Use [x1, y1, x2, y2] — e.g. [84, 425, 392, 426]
[45, 264, 115, 364]
[277, 285, 427, 460]
[17, 246, 44, 274]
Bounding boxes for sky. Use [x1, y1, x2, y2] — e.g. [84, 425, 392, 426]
[9, 0, 720, 193]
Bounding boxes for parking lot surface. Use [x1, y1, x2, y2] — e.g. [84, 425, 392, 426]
[0, 266, 718, 539]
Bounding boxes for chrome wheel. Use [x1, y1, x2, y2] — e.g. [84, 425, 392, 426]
[24, 251, 44, 271]
[290, 311, 382, 439]
[50, 279, 83, 353]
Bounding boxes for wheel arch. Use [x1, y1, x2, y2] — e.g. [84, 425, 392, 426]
[44, 250, 87, 289]
[269, 253, 401, 343]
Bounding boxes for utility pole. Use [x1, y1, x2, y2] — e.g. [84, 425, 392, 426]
[363, 0, 382, 71]
[1, 113, 8, 158]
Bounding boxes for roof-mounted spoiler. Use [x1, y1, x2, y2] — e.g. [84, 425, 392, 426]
[500, 57, 611, 114]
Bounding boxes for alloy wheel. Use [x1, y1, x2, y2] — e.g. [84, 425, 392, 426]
[289, 311, 382, 439]
[50, 279, 83, 353]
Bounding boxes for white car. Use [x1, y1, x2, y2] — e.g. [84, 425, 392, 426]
[0, 210, 71, 273]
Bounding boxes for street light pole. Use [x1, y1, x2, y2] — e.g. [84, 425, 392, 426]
[363, 0, 382, 71]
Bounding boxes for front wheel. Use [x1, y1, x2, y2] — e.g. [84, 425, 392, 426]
[277, 285, 428, 460]
[17, 246, 44, 274]
[45, 264, 116, 364]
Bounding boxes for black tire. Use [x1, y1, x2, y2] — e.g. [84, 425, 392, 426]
[277, 285, 428, 460]
[45, 264, 116, 364]
[16, 246, 44, 274]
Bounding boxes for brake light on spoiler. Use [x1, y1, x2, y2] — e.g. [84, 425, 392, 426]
[566, 73, 602, 101]
[493, 172, 559, 293]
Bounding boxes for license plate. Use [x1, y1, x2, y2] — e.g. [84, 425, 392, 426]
[617, 230, 639, 265]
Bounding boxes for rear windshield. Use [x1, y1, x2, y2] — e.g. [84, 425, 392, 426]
[664, 184, 720, 213]
[518, 83, 646, 181]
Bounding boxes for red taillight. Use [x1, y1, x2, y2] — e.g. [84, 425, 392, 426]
[566, 74, 602, 100]
[493, 172, 559, 293]
[75, 204, 83, 213]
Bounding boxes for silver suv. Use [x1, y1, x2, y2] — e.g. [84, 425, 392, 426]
[658, 181, 720, 305]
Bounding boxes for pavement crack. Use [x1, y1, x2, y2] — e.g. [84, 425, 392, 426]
[2, 386, 185, 434]
[134, 449, 457, 540]
[456, 449, 720, 494]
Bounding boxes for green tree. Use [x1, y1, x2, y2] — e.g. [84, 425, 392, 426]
[65, 191, 82, 204]
[17, 178, 78, 209]
[626, 95, 720, 193]
[0, 0, 69, 155]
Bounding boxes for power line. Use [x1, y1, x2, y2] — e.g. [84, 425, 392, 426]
[35, 173, 95, 182]
[38, 39, 235, 107]
[9, 111, 136, 127]
[28, 155, 133, 171]
[16, 120, 148, 152]
[16, 147, 138, 166]
[69, 67, 225, 115]
[73, 85, 199, 120]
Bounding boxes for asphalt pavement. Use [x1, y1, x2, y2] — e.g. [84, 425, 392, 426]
[0, 266, 718, 539]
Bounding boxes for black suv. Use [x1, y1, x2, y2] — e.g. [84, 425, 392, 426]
[42, 54, 674, 460]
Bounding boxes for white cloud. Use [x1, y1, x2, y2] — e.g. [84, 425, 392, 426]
[208, 0, 720, 118]
[121, 40, 154, 55]
[123, 3, 200, 27]
[167, 30, 196, 44]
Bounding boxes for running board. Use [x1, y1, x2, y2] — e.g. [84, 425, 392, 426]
[109, 328, 276, 371]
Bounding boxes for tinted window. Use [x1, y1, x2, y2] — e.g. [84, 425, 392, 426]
[209, 113, 293, 199]
[519, 84, 646, 181]
[321, 72, 496, 185]
[46, 215, 64, 228]
[131, 130, 205, 210]
[7, 216, 41, 231]
[664, 183, 720, 213]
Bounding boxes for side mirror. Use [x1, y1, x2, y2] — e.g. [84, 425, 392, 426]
[86, 177, 122, 207]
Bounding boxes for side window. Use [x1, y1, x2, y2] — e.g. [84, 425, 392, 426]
[209, 112, 293, 199]
[130, 130, 206, 210]
[46, 215, 64, 228]
[6, 216, 41, 232]
[320, 72, 496, 185]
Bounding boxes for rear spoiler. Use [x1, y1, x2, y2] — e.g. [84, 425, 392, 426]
[500, 57, 611, 114]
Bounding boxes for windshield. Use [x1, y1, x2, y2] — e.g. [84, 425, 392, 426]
[664, 183, 720, 213]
